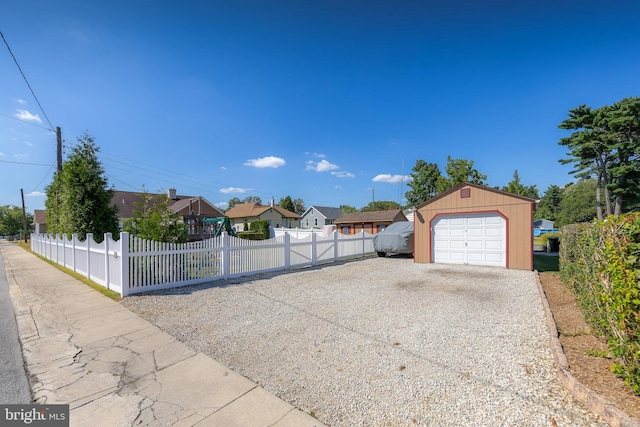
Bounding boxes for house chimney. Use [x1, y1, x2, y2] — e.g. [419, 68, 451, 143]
[168, 188, 177, 200]
[270, 197, 275, 207]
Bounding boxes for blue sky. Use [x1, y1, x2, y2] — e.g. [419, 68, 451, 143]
[2, 1, 640, 213]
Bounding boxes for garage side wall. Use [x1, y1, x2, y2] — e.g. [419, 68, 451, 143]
[414, 186, 533, 270]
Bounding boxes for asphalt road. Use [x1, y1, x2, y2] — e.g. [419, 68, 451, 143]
[0, 241, 31, 404]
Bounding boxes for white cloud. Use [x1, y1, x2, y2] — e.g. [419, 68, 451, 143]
[26, 191, 45, 197]
[372, 174, 412, 183]
[22, 140, 33, 147]
[334, 185, 342, 189]
[244, 156, 286, 168]
[14, 109, 42, 123]
[331, 171, 355, 178]
[305, 152, 326, 159]
[215, 201, 229, 208]
[13, 153, 29, 159]
[220, 187, 251, 194]
[16, 98, 27, 105]
[0, 152, 5, 157]
[220, 166, 227, 170]
[306, 159, 339, 172]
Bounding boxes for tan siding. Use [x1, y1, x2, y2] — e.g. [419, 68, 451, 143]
[414, 184, 533, 270]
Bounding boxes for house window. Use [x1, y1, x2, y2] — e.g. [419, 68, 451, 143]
[342, 226, 349, 234]
[314, 218, 318, 226]
[379, 224, 386, 232]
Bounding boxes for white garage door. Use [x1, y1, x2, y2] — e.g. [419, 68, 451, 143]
[432, 213, 506, 267]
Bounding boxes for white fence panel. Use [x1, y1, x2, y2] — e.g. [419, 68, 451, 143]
[31, 229, 375, 297]
[288, 234, 313, 268]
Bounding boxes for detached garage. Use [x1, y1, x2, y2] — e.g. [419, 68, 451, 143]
[414, 182, 535, 270]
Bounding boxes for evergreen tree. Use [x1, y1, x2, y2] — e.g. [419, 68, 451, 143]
[279, 195, 295, 212]
[534, 185, 563, 222]
[503, 170, 539, 199]
[45, 133, 119, 241]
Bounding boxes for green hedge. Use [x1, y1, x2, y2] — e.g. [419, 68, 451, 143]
[560, 213, 640, 394]
[236, 231, 265, 240]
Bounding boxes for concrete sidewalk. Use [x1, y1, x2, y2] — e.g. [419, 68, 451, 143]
[1, 243, 324, 427]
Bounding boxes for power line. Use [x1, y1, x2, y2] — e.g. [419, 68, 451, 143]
[0, 30, 54, 131]
[28, 164, 55, 194]
[0, 112, 55, 132]
[0, 158, 54, 167]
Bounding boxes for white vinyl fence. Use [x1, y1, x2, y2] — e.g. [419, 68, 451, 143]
[30, 231, 374, 297]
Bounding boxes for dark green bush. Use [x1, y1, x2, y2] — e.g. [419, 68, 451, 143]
[560, 213, 640, 394]
[236, 231, 264, 240]
[249, 220, 270, 240]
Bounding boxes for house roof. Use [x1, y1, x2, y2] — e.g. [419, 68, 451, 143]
[415, 182, 536, 210]
[112, 190, 225, 219]
[302, 205, 343, 219]
[33, 209, 46, 224]
[334, 209, 407, 224]
[225, 203, 300, 219]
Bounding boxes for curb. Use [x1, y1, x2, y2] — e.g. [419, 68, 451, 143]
[534, 271, 640, 427]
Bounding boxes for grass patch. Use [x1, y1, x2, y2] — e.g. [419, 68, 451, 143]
[534, 253, 559, 272]
[16, 241, 122, 301]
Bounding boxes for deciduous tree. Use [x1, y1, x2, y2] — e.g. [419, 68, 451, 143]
[0, 205, 32, 236]
[405, 160, 441, 206]
[361, 201, 402, 212]
[123, 192, 187, 243]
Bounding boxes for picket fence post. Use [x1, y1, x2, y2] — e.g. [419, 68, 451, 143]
[104, 233, 111, 290]
[222, 232, 230, 279]
[120, 232, 130, 297]
[86, 233, 93, 280]
[311, 232, 317, 266]
[284, 232, 291, 270]
[333, 231, 339, 261]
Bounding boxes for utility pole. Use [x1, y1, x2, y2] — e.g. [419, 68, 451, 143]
[56, 126, 62, 171]
[20, 188, 28, 243]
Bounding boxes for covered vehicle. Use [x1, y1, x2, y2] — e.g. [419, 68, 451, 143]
[372, 221, 414, 257]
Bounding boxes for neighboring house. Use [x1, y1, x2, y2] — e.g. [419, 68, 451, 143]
[33, 209, 47, 234]
[403, 207, 416, 222]
[300, 206, 343, 229]
[34, 188, 226, 241]
[533, 219, 558, 236]
[334, 209, 408, 235]
[113, 189, 225, 239]
[224, 201, 301, 231]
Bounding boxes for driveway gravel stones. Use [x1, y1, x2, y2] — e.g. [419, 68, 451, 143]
[121, 257, 607, 426]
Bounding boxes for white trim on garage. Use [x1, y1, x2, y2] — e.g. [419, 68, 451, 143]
[432, 213, 506, 267]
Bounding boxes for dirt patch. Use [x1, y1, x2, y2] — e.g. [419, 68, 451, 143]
[539, 272, 640, 421]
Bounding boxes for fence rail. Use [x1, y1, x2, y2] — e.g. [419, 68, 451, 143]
[30, 231, 374, 296]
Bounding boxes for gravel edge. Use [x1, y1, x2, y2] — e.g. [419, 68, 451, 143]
[534, 271, 640, 427]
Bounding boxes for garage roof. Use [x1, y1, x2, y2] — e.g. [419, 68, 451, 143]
[415, 182, 535, 209]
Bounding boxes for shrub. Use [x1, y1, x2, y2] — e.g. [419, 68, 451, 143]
[237, 231, 265, 240]
[560, 213, 640, 394]
[249, 220, 270, 240]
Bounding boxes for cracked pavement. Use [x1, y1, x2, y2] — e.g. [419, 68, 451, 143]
[2, 243, 323, 427]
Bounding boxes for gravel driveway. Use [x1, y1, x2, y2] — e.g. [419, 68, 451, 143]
[121, 257, 605, 426]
